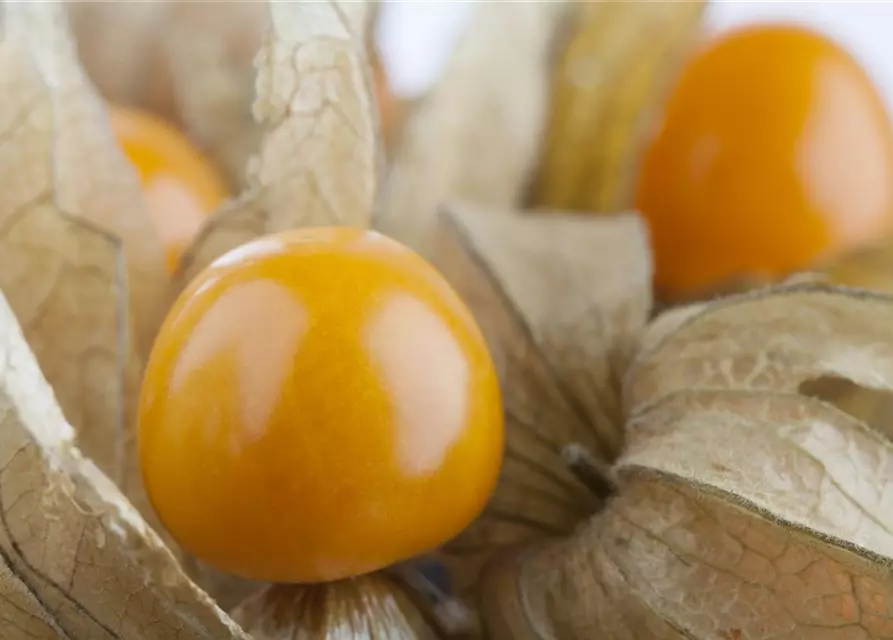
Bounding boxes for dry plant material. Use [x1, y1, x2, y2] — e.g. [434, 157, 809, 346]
[376, 1, 569, 257]
[8, 3, 169, 358]
[232, 575, 442, 639]
[532, 1, 707, 213]
[68, 0, 266, 185]
[66, 1, 172, 115]
[0, 3, 162, 518]
[433, 206, 651, 598]
[0, 292, 247, 639]
[153, 1, 269, 186]
[435, 205, 893, 638]
[177, 1, 379, 283]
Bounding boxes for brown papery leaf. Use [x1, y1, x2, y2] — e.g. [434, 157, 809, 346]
[8, 2, 169, 357]
[179, 0, 379, 282]
[476, 283, 893, 638]
[0, 291, 246, 639]
[433, 206, 652, 601]
[231, 575, 443, 640]
[376, 2, 569, 257]
[532, 1, 706, 213]
[0, 3, 161, 523]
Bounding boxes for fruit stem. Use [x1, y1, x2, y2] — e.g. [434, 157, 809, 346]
[562, 443, 616, 500]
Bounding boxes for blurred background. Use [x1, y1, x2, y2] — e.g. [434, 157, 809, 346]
[378, 1, 893, 114]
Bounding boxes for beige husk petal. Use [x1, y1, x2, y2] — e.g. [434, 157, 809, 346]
[433, 205, 652, 600]
[0, 291, 246, 639]
[813, 245, 893, 432]
[477, 284, 893, 638]
[67, 0, 261, 188]
[530, 1, 707, 213]
[65, 1, 172, 116]
[154, 2, 269, 187]
[375, 2, 570, 257]
[178, 0, 379, 283]
[7, 2, 169, 358]
[0, 2, 162, 525]
[231, 575, 443, 640]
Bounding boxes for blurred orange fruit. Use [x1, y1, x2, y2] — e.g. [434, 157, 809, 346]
[110, 105, 229, 273]
[636, 24, 893, 299]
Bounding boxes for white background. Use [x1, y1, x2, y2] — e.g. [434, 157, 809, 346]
[377, 2, 893, 115]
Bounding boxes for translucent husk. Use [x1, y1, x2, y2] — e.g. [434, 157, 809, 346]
[376, 1, 572, 258]
[435, 203, 893, 637]
[231, 575, 443, 640]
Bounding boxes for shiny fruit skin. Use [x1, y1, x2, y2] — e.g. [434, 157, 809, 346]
[138, 228, 504, 584]
[636, 24, 893, 299]
[109, 105, 229, 273]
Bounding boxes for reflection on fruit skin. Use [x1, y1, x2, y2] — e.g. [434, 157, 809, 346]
[139, 227, 505, 584]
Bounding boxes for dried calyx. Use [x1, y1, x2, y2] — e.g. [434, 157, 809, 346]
[231, 574, 443, 640]
[435, 204, 893, 638]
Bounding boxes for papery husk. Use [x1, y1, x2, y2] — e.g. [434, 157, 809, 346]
[67, 0, 265, 188]
[433, 205, 651, 599]
[7, 3, 169, 359]
[177, 0, 380, 283]
[231, 575, 444, 640]
[516, 285, 893, 638]
[437, 203, 893, 637]
[153, 2, 269, 187]
[0, 289, 247, 639]
[531, 1, 707, 213]
[438, 205, 893, 640]
[375, 1, 570, 257]
[0, 2, 163, 522]
[66, 1, 172, 117]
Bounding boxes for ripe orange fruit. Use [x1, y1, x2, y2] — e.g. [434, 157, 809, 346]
[109, 105, 229, 273]
[138, 228, 504, 583]
[636, 24, 893, 299]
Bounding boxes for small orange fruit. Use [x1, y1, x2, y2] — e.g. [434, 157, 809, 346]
[636, 24, 893, 299]
[109, 105, 229, 273]
[138, 227, 504, 583]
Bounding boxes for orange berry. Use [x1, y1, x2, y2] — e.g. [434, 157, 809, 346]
[636, 24, 893, 299]
[138, 228, 504, 583]
[109, 105, 229, 273]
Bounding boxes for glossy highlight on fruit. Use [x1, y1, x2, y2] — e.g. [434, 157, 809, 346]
[138, 228, 504, 583]
[636, 24, 893, 299]
[110, 105, 229, 273]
